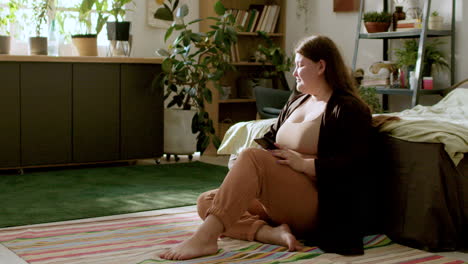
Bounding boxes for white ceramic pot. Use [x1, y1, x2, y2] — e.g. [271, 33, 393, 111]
[29, 36, 48, 55]
[0, 35, 11, 54]
[429, 16, 444, 30]
[164, 108, 198, 154]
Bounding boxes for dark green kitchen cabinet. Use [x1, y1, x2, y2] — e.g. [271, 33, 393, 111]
[0, 63, 20, 168]
[73, 64, 120, 163]
[0, 59, 163, 169]
[121, 64, 163, 160]
[21, 63, 72, 166]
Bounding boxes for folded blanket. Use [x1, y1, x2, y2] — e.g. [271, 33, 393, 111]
[378, 88, 468, 165]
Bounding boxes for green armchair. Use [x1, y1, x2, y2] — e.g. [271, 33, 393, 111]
[254, 86, 292, 119]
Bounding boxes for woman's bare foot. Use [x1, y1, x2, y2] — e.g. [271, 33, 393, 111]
[255, 224, 303, 251]
[159, 215, 224, 260]
[158, 234, 218, 260]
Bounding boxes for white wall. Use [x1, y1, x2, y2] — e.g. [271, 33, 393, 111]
[128, 0, 199, 58]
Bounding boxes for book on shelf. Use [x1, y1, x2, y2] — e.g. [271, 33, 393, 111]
[231, 5, 281, 33]
[256, 5, 269, 32]
[269, 5, 281, 33]
[245, 9, 258, 32]
[396, 27, 420, 32]
[396, 18, 422, 29]
[361, 77, 390, 87]
[249, 4, 265, 32]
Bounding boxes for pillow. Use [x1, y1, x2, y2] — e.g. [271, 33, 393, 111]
[217, 118, 276, 155]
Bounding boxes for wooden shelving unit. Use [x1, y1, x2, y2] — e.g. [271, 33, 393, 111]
[199, 0, 286, 146]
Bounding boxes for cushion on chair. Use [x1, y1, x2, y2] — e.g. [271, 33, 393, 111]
[263, 107, 282, 115]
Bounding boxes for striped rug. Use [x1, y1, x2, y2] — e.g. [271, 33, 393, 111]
[0, 211, 466, 264]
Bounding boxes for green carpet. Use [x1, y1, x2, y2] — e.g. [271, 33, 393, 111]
[0, 161, 228, 228]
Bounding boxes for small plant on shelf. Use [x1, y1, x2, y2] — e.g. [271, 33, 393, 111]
[393, 39, 449, 77]
[255, 31, 293, 90]
[32, 0, 52, 37]
[153, 0, 238, 153]
[363, 11, 392, 33]
[358, 86, 382, 114]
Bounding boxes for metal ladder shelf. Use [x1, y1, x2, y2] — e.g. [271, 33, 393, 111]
[352, 0, 455, 110]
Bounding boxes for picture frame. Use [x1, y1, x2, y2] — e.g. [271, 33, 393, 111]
[146, 0, 172, 28]
[333, 0, 360, 12]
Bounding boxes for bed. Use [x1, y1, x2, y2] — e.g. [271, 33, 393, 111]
[217, 88, 468, 252]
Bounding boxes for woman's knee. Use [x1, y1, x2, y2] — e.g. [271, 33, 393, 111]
[197, 189, 217, 220]
[238, 148, 270, 162]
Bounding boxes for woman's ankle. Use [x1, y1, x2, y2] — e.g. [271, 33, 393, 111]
[195, 215, 225, 242]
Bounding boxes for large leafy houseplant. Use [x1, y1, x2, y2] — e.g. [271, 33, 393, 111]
[153, 0, 238, 153]
[393, 39, 449, 77]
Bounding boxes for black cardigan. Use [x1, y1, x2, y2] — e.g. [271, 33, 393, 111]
[263, 91, 376, 255]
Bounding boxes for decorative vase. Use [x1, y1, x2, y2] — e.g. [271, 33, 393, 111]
[364, 22, 391, 33]
[405, 0, 421, 19]
[106, 22, 132, 57]
[393, 6, 406, 31]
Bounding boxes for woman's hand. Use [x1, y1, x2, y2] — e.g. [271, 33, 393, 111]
[269, 144, 305, 172]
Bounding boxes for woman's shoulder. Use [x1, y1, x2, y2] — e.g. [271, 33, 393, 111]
[328, 92, 371, 118]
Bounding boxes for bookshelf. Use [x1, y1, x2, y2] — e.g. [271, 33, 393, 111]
[199, 0, 286, 149]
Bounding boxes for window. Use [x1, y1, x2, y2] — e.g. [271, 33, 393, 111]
[1, 0, 109, 55]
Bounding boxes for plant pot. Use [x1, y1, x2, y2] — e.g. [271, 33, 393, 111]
[0, 35, 11, 54]
[428, 16, 444, 30]
[29, 36, 48, 55]
[71, 34, 98, 56]
[164, 109, 198, 155]
[364, 22, 391, 33]
[106, 21, 131, 41]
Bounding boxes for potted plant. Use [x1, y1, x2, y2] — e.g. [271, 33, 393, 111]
[153, 0, 238, 154]
[428, 11, 443, 30]
[106, 0, 135, 56]
[358, 86, 382, 113]
[236, 31, 293, 99]
[72, 0, 108, 56]
[363, 11, 392, 33]
[0, 0, 19, 54]
[30, 0, 51, 55]
[393, 38, 449, 78]
[256, 31, 293, 90]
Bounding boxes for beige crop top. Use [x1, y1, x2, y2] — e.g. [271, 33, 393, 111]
[275, 111, 324, 156]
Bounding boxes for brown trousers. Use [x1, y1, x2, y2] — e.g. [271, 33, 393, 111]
[197, 148, 318, 241]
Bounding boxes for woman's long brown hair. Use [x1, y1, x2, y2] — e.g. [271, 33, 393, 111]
[294, 35, 366, 105]
[295, 35, 401, 127]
